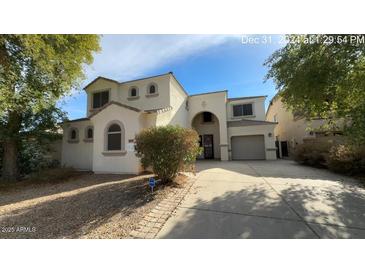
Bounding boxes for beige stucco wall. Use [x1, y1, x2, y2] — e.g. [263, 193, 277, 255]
[91, 104, 142, 174]
[228, 124, 277, 160]
[167, 75, 188, 127]
[192, 113, 221, 159]
[118, 74, 170, 111]
[227, 97, 266, 121]
[266, 97, 325, 154]
[61, 120, 93, 170]
[188, 92, 229, 160]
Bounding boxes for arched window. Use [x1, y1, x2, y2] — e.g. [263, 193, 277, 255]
[107, 123, 122, 150]
[69, 128, 78, 141]
[129, 86, 139, 98]
[87, 128, 93, 139]
[86, 127, 93, 139]
[147, 83, 158, 95]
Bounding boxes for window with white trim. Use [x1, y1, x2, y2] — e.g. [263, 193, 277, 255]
[129, 86, 139, 98]
[71, 129, 77, 139]
[68, 128, 79, 142]
[107, 123, 122, 150]
[85, 126, 93, 140]
[147, 83, 158, 95]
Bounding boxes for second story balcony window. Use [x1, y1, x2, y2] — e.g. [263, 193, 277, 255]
[92, 90, 109, 109]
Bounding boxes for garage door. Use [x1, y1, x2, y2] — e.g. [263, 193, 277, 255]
[231, 135, 265, 160]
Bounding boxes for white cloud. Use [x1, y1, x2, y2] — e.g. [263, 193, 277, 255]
[85, 34, 240, 82]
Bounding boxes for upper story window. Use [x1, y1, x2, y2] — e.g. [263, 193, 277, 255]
[203, 112, 212, 123]
[92, 90, 109, 109]
[233, 103, 253, 117]
[147, 83, 158, 96]
[129, 86, 139, 98]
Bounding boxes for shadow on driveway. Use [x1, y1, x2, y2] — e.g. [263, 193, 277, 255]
[158, 160, 365, 239]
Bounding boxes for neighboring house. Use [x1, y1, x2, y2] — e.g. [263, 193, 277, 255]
[61, 72, 277, 174]
[266, 95, 343, 158]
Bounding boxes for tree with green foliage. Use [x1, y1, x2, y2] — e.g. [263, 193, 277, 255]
[135, 126, 202, 183]
[0, 34, 100, 181]
[265, 34, 365, 144]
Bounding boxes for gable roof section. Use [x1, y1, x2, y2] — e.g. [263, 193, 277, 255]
[227, 119, 277, 127]
[83, 76, 120, 90]
[89, 101, 141, 119]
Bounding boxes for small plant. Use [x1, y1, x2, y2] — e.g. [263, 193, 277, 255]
[135, 126, 202, 183]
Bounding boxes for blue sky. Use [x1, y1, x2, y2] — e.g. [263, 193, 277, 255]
[59, 35, 284, 120]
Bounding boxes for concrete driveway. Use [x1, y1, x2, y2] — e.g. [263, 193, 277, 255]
[157, 160, 365, 238]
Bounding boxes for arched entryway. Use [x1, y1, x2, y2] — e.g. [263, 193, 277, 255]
[191, 111, 220, 160]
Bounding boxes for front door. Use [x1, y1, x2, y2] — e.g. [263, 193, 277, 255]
[203, 134, 214, 159]
[281, 141, 289, 157]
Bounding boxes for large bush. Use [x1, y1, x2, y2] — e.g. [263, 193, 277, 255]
[328, 144, 365, 175]
[293, 142, 332, 167]
[0, 139, 60, 179]
[135, 126, 202, 183]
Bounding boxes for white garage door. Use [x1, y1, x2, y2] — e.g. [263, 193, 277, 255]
[231, 135, 265, 160]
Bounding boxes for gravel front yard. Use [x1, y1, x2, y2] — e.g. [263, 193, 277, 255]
[0, 172, 188, 239]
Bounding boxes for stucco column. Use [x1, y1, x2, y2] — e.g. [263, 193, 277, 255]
[219, 121, 229, 161]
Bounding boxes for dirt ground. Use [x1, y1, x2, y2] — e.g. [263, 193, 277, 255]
[0, 172, 188, 239]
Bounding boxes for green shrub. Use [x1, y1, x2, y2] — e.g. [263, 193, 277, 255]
[328, 144, 365, 175]
[0, 140, 60, 178]
[135, 126, 202, 183]
[293, 142, 332, 167]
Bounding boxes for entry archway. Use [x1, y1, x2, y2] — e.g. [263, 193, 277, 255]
[191, 111, 220, 159]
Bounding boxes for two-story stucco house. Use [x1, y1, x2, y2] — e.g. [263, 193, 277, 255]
[61, 72, 277, 174]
